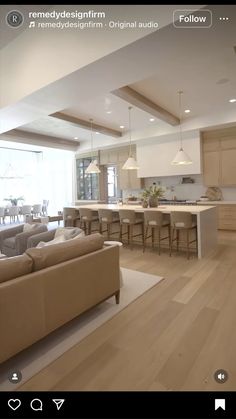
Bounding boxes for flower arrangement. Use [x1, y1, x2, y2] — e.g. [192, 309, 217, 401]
[140, 184, 165, 207]
[4, 196, 24, 206]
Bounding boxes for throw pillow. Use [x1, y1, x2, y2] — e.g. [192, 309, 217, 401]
[23, 223, 37, 232]
[54, 227, 84, 240]
[36, 235, 65, 248]
[71, 230, 85, 240]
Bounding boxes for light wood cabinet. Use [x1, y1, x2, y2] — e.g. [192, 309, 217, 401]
[199, 203, 236, 230]
[100, 146, 142, 191]
[221, 149, 236, 186]
[202, 127, 236, 186]
[117, 163, 142, 190]
[218, 205, 236, 230]
[203, 151, 220, 186]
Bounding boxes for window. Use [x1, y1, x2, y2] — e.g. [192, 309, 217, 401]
[107, 165, 117, 203]
[76, 157, 99, 200]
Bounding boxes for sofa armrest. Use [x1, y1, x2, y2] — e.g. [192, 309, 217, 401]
[15, 225, 48, 254]
[0, 225, 24, 251]
[27, 229, 56, 248]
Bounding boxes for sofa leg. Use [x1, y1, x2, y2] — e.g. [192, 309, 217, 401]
[115, 290, 120, 304]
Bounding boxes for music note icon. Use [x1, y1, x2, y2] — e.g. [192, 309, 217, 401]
[29, 21, 35, 28]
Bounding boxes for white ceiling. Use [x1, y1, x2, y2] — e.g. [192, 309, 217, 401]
[19, 94, 169, 143]
[2, 4, 236, 149]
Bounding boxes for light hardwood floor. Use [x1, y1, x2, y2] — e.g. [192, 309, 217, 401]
[18, 230, 236, 391]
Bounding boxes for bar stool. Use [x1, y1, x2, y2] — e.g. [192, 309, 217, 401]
[79, 208, 99, 235]
[119, 209, 144, 249]
[98, 209, 120, 240]
[63, 207, 80, 227]
[143, 210, 171, 255]
[170, 211, 197, 259]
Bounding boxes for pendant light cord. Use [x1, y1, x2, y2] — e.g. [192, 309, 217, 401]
[178, 91, 183, 149]
[90, 118, 93, 160]
[128, 106, 132, 156]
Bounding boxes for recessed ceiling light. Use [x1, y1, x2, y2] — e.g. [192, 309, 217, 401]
[74, 137, 78, 139]
[106, 110, 112, 114]
[95, 132, 100, 135]
[149, 117, 155, 122]
[229, 98, 236, 103]
[120, 125, 125, 129]
[184, 109, 191, 113]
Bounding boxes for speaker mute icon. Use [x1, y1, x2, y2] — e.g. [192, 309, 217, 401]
[214, 369, 228, 383]
[52, 399, 65, 410]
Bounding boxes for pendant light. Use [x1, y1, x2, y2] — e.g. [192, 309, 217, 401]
[171, 91, 192, 165]
[122, 106, 139, 170]
[85, 118, 101, 174]
[0, 163, 23, 179]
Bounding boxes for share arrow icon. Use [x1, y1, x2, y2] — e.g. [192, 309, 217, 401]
[52, 399, 65, 410]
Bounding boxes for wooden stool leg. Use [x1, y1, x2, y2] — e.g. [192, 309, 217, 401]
[130, 225, 133, 250]
[99, 222, 102, 234]
[177, 230, 180, 251]
[108, 223, 111, 240]
[195, 226, 198, 256]
[127, 225, 130, 245]
[152, 228, 155, 249]
[158, 227, 161, 255]
[142, 223, 144, 246]
[119, 224, 122, 242]
[168, 225, 171, 251]
[187, 229, 190, 260]
[143, 225, 148, 252]
[170, 227, 175, 256]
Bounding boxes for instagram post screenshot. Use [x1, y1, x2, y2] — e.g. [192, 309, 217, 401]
[0, 2, 236, 418]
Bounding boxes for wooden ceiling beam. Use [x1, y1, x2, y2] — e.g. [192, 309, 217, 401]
[50, 112, 122, 138]
[112, 86, 179, 126]
[1, 129, 80, 151]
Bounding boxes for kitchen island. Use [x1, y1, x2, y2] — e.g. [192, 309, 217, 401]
[75, 204, 218, 259]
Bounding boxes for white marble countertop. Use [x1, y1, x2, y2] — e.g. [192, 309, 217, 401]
[75, 203, 216, 214]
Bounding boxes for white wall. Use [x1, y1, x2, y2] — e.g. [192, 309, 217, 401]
[136, 130, 201, 178]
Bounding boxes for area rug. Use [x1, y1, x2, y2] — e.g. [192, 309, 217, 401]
[0, 268, 164, 390]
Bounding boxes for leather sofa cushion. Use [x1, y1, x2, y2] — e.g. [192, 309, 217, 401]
[26, 233, 104, 271]
[0, 254, 33, 283]
[3, 237, 16, 249]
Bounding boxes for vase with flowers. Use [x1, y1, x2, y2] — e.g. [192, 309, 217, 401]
[140, 184, 165, 208]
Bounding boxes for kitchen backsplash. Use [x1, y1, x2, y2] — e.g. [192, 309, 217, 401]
[122, 174, 236, 201]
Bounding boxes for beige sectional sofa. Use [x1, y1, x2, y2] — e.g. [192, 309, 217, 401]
[0, 224, 48, 257]
[0, 233, 120, 364]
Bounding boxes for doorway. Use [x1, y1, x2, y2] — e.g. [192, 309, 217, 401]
[107, 165, 118, 203]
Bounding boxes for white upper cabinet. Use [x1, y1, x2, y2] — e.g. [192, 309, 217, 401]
[136, 130, 201, 178]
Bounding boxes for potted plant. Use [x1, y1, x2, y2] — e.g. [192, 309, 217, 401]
[140, 184, 165, 208]
[4, 196, 24, 206]
[140, 189, 150, 208]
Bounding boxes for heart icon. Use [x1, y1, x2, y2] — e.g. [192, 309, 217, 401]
[8, 399, 21, 411]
